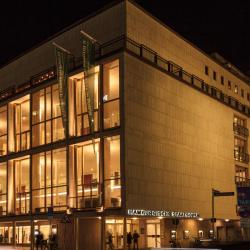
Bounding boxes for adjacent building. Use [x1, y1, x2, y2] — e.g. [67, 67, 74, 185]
[0, 0, 250, 249]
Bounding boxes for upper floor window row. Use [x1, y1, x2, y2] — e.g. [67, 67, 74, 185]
[0, 59, 120, 156]
[0, 135, 121, 216]
[233, 115, 248, 138]
[204, 66, 249, 101]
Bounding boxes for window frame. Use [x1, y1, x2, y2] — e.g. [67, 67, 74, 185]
[31, 83, 64, 148]
[103, 59, 120, 130]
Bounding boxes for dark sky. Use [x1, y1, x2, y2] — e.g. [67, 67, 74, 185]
[1, 0, 250, 73]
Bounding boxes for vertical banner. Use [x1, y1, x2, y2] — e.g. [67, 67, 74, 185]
[55, 47, 69, 138]
[82, 33, 96, 151]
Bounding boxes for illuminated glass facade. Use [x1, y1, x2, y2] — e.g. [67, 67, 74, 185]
[0, 59, 121, 224]
[1, 1, 250, 249]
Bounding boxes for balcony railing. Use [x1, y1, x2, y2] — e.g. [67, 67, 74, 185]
[235, 176, 250, 187]
[233, 123, 249, 137]
[16, 192, 30, 215]
[234, 149, 249, 163]
[69, 182, 102, 210]
[1, 35, 250, 118]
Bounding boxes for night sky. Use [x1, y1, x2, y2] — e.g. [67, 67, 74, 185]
[1, 0, 250, 74]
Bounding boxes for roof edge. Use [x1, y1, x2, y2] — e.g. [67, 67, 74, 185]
[0, 0, 124, 71]
[127, 0, 250, 85]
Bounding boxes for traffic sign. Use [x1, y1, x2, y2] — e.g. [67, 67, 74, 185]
[213, 191, 234, 197]
[211, 218, 216, 223]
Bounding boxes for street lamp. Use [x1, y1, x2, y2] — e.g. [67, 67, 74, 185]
[211, 188, 234, 240]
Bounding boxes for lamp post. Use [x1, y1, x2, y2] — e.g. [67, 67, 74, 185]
[211, 189, 234, 240]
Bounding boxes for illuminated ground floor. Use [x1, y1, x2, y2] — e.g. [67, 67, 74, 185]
[0, 214, 249, 250]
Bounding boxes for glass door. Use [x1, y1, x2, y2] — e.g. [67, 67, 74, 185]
[105, 219, 123, 249]
[0, 225, 13, 244]
[146, 221, 161, 248]
[16, 225, 31, 245]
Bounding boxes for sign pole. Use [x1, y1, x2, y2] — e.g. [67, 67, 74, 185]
[212, 188, 215, 239]
[211, 188, 234, 240]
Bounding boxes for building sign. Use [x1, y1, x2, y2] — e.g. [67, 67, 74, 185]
[127, 209, 199, 219]
[237, 187, 250, 206]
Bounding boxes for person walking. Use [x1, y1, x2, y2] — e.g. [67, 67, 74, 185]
[127, 232, 132, 250]
[106, 230, 114, 250]
[35, 231, 44, 250]
[132, 230, 140, 250]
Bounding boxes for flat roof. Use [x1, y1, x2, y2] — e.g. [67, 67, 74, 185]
[0, 0, 249, 85]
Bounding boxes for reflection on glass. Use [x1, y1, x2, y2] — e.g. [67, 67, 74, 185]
[32, 148, 66, 212]
[52, 85, 61, 118]
[103, 60, 120, 129]
[104, 136, 121, 208]
[0, 106, 7, 156]
[10, 96, 30, 152]
[104, 100, 120, 129]
[0, 163, 7, 215]
[32, 84, 64, 147]
[75, 140, 100, 208]
[52, 118, 64, 142]
[14, 158, 30, 215]
[0, 224, 13, 243]
[103, 60, 119, 101]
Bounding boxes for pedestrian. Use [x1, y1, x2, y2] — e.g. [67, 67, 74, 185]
[35, 231, 44, 250]
[106, 230, 114, 250]
[0, 233, 3, 243]
[132, 230, 140, 250]
[127, 232, 132, 250]
[49, 234, 58, 250]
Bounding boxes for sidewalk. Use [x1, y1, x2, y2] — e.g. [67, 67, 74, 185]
[0, 247, 30, 250]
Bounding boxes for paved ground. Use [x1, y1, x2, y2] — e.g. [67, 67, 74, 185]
[0, 247, 30, 250]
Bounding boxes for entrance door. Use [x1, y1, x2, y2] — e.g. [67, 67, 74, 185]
[16, 225, 31, 245]
[217, 226, 226, 241]
[146, 221, 160, 248]
[106, 219, 124, 249]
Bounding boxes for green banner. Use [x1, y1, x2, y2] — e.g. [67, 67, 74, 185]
[83, 38, 95, 71]
[82, 37, 95, 148]
[55, 48, 68, 137]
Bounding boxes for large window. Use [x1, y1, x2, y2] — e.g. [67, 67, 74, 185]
[32, 84, 64, 147]
[104, 136, 121, 208]
[75, 140, 101, 209]
[103, 60, 120, 129]
[0, 106, 7, 156]
[32, 148, 67, 212]
[16, 222, 31, 245]
[235, 166, 248, 184]
[9, 95, 30, 152]
[234, 137, 249, 163]
[14, 157, 30, 215]
[0, 163, 7, 216]
[0, 223, 13, 244]
[68, 67, 99, 138]
[233, 116, 248, 137]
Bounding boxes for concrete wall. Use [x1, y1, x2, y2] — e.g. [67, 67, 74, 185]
[124, 53, 240, 219]
[78, 218, 101, 250]
[126, 1, 250, 106]
[0, 1, 125, 91]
